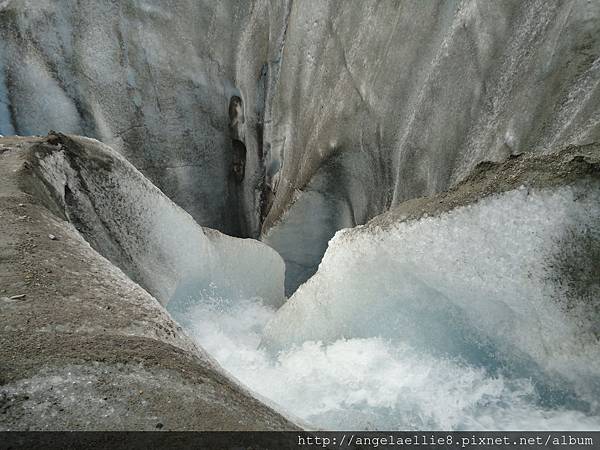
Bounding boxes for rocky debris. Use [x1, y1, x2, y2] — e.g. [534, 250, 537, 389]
[369, 143, 600, 228]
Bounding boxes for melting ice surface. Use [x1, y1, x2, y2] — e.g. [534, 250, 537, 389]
[168, 183, 600, 430]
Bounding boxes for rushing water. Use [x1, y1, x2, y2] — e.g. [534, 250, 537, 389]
[169, 294, 600, 431]
[168, 184, 600, 430]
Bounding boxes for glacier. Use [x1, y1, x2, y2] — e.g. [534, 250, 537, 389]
[1, 1, 599, 292]
[0, 0, 599, 433]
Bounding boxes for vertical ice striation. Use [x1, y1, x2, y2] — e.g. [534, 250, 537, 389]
[260, 0, 600, 292]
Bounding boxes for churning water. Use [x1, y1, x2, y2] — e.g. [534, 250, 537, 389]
[168, 184, 600, 430]
[169, 295, 600, 430]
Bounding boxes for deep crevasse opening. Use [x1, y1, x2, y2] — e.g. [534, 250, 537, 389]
[168, 181, 600, 431]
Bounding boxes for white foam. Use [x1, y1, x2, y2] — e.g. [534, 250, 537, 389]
[169, 291, 600, 430]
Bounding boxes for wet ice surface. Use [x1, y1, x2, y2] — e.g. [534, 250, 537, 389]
[169, 183, 600, 430]
[0, 364, 170, 430]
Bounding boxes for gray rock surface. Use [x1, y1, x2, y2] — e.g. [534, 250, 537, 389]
[0, 135, 295, 430]
[1, 1, 599, 293]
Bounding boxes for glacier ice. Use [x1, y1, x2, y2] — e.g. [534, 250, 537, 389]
[264, 183, 600, 387]
[1, 0, 599, 431]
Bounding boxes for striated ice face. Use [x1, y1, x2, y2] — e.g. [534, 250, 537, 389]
[170, 181, 600, 430]
[34, 136, 285, 310]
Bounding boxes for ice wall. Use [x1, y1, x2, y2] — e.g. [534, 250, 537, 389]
[1, 1, 598, 292]
[262, 0, 600, 292]
[0, 0, 279, 237]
